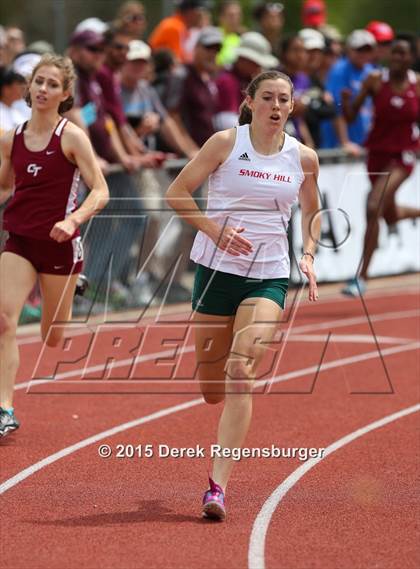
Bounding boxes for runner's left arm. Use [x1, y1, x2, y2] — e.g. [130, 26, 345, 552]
[298, 145, 320, 302]
[49, 124, 109, 242]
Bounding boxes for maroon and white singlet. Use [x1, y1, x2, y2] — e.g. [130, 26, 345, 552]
[3, 118, 84, 274]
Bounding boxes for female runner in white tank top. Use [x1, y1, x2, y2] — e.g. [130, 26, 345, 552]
[167, 70, 320, 521]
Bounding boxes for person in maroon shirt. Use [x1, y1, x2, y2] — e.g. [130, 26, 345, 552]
[97, 26, 157, 168]
[341, 35, 420, 296]
[0, 54, 109, 437]
[167, 26, 223, 148]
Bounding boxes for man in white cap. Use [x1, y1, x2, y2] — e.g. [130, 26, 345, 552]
[321, 29, 376, 154]
[214, 31, 279, 130]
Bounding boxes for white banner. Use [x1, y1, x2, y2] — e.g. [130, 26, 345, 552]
[291, 159, 420, 283]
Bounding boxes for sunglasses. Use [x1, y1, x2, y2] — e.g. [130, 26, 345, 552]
[125, 14, 145, 22]
[112, 42, 129, 51]
[203, 44, 221, 52]
[86, 45, 104, 53]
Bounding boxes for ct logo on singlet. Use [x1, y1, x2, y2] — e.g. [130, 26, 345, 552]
[27, 163, 43, 177]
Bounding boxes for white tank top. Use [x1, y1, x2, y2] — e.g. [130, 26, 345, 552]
[190, 124, 305, 278]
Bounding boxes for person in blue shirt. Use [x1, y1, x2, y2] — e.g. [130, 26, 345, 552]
[320, 29, 376, 154]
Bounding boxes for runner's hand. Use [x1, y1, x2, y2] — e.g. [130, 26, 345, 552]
[50, 218, 79, 242]
[209, 225, 253, 257]
[299, 256, 319, 301]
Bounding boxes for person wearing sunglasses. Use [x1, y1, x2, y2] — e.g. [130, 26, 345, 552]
[114, 1, 147, 40]
[97, 26, 155, 168]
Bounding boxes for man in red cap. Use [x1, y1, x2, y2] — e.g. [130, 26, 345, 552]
[366, 21, 395, 67]
[302, 0, 326, 29]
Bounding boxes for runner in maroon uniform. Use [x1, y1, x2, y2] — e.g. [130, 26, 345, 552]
[341, 36, 420, 296]
[0, 54, 109, 436]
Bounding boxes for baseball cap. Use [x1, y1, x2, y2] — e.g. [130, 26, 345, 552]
[69, 29, 104, 48]
[126, 40, 151, 61]
[299, 28, 326, 50]
[75, 18, 109, 35]
[197, 26, 223, 48]
[27, 40, 54, 55]
[12, 52, 42, 78]
[366, 21, 394, 43]
[302, 0, 326, 28]
[234, 32, 279, 69]
[347, 29, 376, 50]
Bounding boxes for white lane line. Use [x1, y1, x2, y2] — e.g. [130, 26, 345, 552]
[16, 288, 420, 346]
[0, 399, 202, 494]
[248, 403, 420, 569]
[1, 342, 419, 496]
[15, 309, 420, 391]
[287, 334, 414, 344]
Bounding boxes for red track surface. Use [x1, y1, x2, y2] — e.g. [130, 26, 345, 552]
[1, 281, 419, 569]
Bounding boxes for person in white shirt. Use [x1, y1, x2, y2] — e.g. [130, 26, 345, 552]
[167, 69, 320, 520]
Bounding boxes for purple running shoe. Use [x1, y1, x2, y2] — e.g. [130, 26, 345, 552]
[202, 477, 226, 521]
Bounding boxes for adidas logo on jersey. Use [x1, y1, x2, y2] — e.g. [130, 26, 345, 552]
[238, 152, 250, 161]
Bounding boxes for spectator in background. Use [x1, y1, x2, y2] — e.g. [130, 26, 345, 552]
[11, 52, 42, 121]
[68, 30, 116, 164]
[97, 26, 155, 168]
[252, 2, 284, 60]
[0, 27, 8, 66]
[121, 41, 198, 158]
[119, 39, 198, 302]
[366, 21, 394, 67]
[3, 27, 26, 65]
[413, 33, 420, 73]
[149, 0, 210, 64]
[301, 0, 326, 30]
[158, 27, 223, 298]
[75, 17, 109, 36]
[167, 26, 223, 148]
[184, 1, 212, 58]
[0, 68, 26, 135]
[320, 29, 376, 153]
[214, 31, 278, 130]
[319, 26, 343, 81]
[152, 48, 177, 108]
[26, 41, 54, 55]
[299, 28, 336, 148]
[280, 34, 313, 145]
[114, 1, 147, 40]
[68, 28, 147, 307]
[216, 0, 243, 67]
